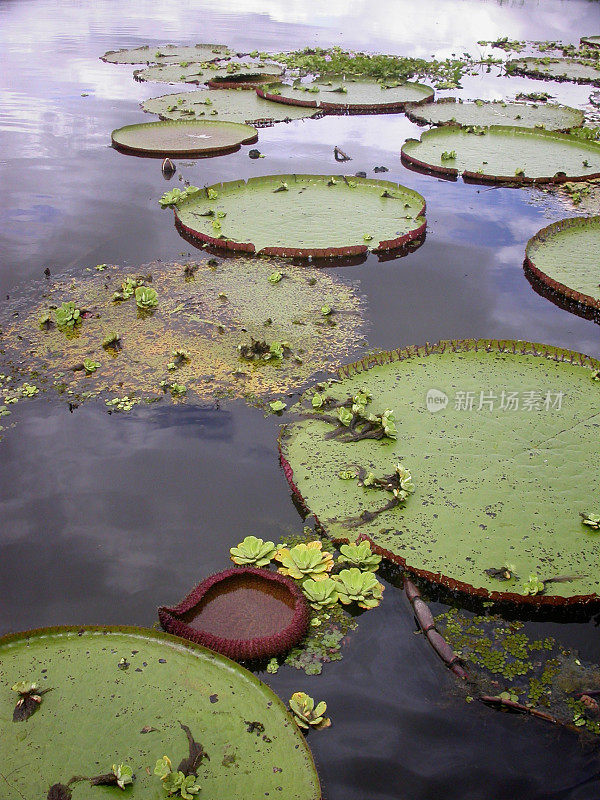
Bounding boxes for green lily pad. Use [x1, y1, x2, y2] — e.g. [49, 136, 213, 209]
[134, 60, 283, 86]
[0, 258, 365, 405]
[141, 89, 320, 125]
[257, 78, 433, 111]
[401, 125, 600, 183]
[581, 36, 600, 49]
[101, 43, 231, 64]
[405, 98, 584, 131]
[507, 57, 600, 87]
[525, 216, 600, 312]
[279, 340, 600, 605]
[0, 625, 321, 799]
[174, 174, 426, 257]
[111, 119, 258, 157]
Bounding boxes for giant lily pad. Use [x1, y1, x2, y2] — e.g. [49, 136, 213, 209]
[401, 125, 600, 183]
[581, 36, 600, 49]
[404, 98, 584, 131]
[257, 78, 433, 112]
[279, 340, 600, 606]
[506, 57, 600, 87]
[134, 60, 283, 86]
[525, 216, 600, 312]
[141, 89, 320, 125]
[174, 174, 426, 257]
[0, 625, 321, 799]
[101, 43, 231, 64]
[111, 119, 258, 157]
[0, 258, 365, 405]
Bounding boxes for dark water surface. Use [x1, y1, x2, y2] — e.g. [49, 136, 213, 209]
[1, 1, 600, 798]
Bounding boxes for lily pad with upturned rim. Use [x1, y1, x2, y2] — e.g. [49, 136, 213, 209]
[134, 60, 283, 86]
[111, 119, 258, 157]
[141, 89, 321, 125]
[401, 125, 600, 184]
[256, 78, 434, 112]
[0, 625, 321, 800]
[524, 216, 600, 313]
[174, 174, 426, 257]
[506, 57, 600, 87]
[404, 98, 584, 132]
[279, 339, 600, 606]
[101, 43, 231, 64]
[159, 567, 311, 661]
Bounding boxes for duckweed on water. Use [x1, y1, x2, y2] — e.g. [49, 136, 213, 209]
[0, 258, 365, 408]
[436, 609, 600, 733]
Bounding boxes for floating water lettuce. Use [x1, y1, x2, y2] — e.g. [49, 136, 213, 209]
[334, 568, 384, 609]
[338, 540, 381, 572]
[275, 542, 334, 581]
[301, 577, 339, 609]
[580, 512, 600, 530]
[230, 535, 277, 566]
[55, 302, 81, 329]
[135, 286, 158, 310]
[289, 692, 331, 730]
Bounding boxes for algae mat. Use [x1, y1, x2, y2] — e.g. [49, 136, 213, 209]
[257, 78, 433, 111]
[174, 174, 426, 257]
[0, 259, 365, 405]
[401, 125, 600, 183]
[111, 119, 258, 157]
[525, 216, 600, 312]
[404, 99, 583, 131]
[141, 89, 320, 125]
[279, 341, 600, 605]
[0, 625, 321, 799]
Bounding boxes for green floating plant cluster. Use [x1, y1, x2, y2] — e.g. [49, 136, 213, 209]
[437, 609, 600, 732]
[229, 531, 383, 674]
[310, 388, 398, 441]
[288, 692, 331, 730]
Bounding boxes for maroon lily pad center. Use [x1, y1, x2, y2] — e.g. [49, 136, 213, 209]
[158, 566, 310, 661]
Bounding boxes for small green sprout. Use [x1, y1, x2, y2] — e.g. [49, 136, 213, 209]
[207, 188, 218, 200]
[12, 680, 50, 721]
[320, 305, 332, 316]
[39, 310, 53, 328]
[154, 756, 200, 798]
[275, 541, 334, 581]
[102, 331, 122, 351]
[363, 233, 373, 242]
[515, 167, 525, 177]
[55, 301, 81, 329]
[580, 511, 600, 530]
[83, 359, 100, 373]
[441, 150, 457, 161]
[167, 349, 190, 371]
[268, 271, 283, 284]
[334, 567, 385, 609]
[135, 286, 158, 310]
[301, 577, 339, 609]
[269, 399, 287, 413]
[95, 263, 107, 271]
[289, 691, 331, 729]
[211, 219, 221, 231]
[338, 469, 356, 480]
[591, 370, 600, 381]
[522, 574, 545, 596]
[338, 540, 381, 572]
[311, 392, 324, 409]
[230, 535, 276, 566]
[20, 383, 39, 397]
[273, 182, 288, 193]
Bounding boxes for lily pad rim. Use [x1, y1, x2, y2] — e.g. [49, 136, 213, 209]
[525, 215, 600, 311]
[158, 566, 311, 661]
[278, 337, 600, 608]
[400, 124, 600, 185]
[403, 96, 585, 132]
[174, 173, 427, 258]
[110, 118, 259, 157]
[256, 79, 434, 112]
[139, 89, 323, 126]
[507, 56, 600, 87]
